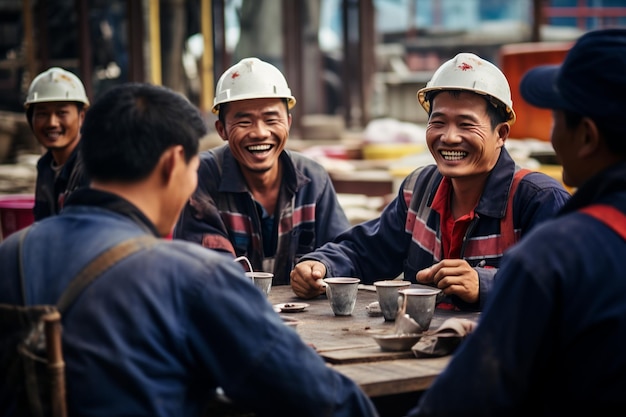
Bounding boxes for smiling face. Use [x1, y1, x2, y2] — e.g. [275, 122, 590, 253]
[425, 91, 507, 179]
[216, 98, 291, 179]
[31, 101, 85, 164]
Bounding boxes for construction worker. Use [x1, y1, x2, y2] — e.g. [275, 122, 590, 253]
[408, 28, 626, 416]
[24, 67, 90, 220]
[174, 57, 350, 285]
[0, 82, 379, 417]
[291, 53, 571, 310]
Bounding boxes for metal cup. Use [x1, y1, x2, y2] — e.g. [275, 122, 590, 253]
[398, 288, 441, 331]
[245, 272, 273, 297]
[374, 280, 412, 321]
[323, 277, 360, 316]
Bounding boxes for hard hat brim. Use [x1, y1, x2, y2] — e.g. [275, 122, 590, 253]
[417, 87, 516, 125]
[212, 96, 296, 115]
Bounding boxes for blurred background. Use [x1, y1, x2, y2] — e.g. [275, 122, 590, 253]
[0, 0, 624, 221]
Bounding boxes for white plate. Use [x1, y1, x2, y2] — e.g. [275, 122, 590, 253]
[274, 303, 310, 313]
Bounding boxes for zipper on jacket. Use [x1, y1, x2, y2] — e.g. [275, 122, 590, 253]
[459, 214, 480, 258]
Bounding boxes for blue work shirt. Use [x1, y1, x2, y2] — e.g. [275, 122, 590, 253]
[0, 189, 378, 417]
[408, 161, 626, 416]
[174, 145, 351, 285]
[300, 148, 571, 310]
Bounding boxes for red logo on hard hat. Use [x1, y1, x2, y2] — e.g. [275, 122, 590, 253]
[458, 62, 473, 71]
[231, 71, 240, 79]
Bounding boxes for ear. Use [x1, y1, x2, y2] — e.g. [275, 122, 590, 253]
[215, 120, 228, 141]
[496, 123, 510, 147]
[577, 117, 601, 159]
[158, 146, 182, 185]
[78, 107, 86, 124]
[287, 112, 293, 129]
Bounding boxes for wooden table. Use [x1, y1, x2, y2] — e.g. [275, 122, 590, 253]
[268, 284, 480, 398]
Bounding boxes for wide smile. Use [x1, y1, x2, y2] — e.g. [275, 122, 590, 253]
[246, 144, 273, 154]
[44, 131, 63, 139]
[439, 150, 468, 161]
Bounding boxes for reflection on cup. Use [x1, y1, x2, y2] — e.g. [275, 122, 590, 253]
[374, 280, 411, 321]
[245, 272, 273, 297]
[398, 288, 441, 331]
[323, 277, 360, 316]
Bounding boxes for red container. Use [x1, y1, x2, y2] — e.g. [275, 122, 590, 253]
[0, 194, 35, 240]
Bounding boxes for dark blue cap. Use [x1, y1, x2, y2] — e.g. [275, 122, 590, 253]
[520, 28, 626, 129]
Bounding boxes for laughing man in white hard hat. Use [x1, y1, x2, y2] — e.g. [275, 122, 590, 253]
[174, 57, 350, 286]
[291, 53, 571, 311]
[24, 67, 90, 220]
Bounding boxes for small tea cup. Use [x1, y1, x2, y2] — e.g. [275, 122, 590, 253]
[323, 277, 360, 316]
[374, 280, 411, 321]
[246, 271, 273, 297]
[398, 287, 441, 331]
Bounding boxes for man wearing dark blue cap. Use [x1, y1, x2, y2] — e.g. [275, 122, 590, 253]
[407, 28, 626, 416]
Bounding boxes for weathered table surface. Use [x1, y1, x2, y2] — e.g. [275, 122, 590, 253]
[268, 284, 480, 397]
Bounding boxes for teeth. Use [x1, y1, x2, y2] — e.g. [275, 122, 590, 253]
[440, 150, 467, 161]
[247, 144, 271, 152]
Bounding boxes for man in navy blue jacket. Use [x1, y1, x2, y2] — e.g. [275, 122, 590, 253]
[174, 57, 350, 285]
[0, 83, 378, 417]
[408, 28, 626, 416]
[291, 53, 570, 310]
[24, 67, 91, 220]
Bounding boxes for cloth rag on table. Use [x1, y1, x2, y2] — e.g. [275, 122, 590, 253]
[412, 318, 477, 358]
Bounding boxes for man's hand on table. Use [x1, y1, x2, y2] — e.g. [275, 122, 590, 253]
[290, 261, 327, 299]
[416, 259, 480, 304]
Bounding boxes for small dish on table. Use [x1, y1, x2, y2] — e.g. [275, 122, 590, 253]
[371, 333, 423, 352]
[274, 302, 310, 313]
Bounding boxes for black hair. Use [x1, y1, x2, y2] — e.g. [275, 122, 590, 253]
[81, 83, 206, 182]
[424, 90, 510, 130]
[217, 98, 290, 125]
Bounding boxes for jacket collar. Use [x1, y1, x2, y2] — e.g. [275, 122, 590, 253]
[426, 147, 518, 220]
[37, 144, 81, 180]
[560, 160, 626, 214]
[65, 188, 159, 236]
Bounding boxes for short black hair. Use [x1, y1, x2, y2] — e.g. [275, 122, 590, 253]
[425, 90, 509, 130]
[81, 83, 206, 182]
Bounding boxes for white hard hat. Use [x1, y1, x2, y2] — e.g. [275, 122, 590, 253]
[24, 67, 90, 108]
[417, 53, 516, 125]
[212, 57, 296, 115]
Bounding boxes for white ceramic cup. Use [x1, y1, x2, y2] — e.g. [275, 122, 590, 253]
[374, 280, 412, 321]
[246, 272, 273, 297]
[398, 288, 441, 331]
[323, 277, 360, 316]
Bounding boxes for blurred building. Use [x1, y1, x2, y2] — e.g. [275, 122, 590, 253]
[0, 0, 625, 145]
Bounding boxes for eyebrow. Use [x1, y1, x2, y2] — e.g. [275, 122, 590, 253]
[34, 103, 73, 111]
[232, 109, 282, 119]
[430, 111, 480, 123]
